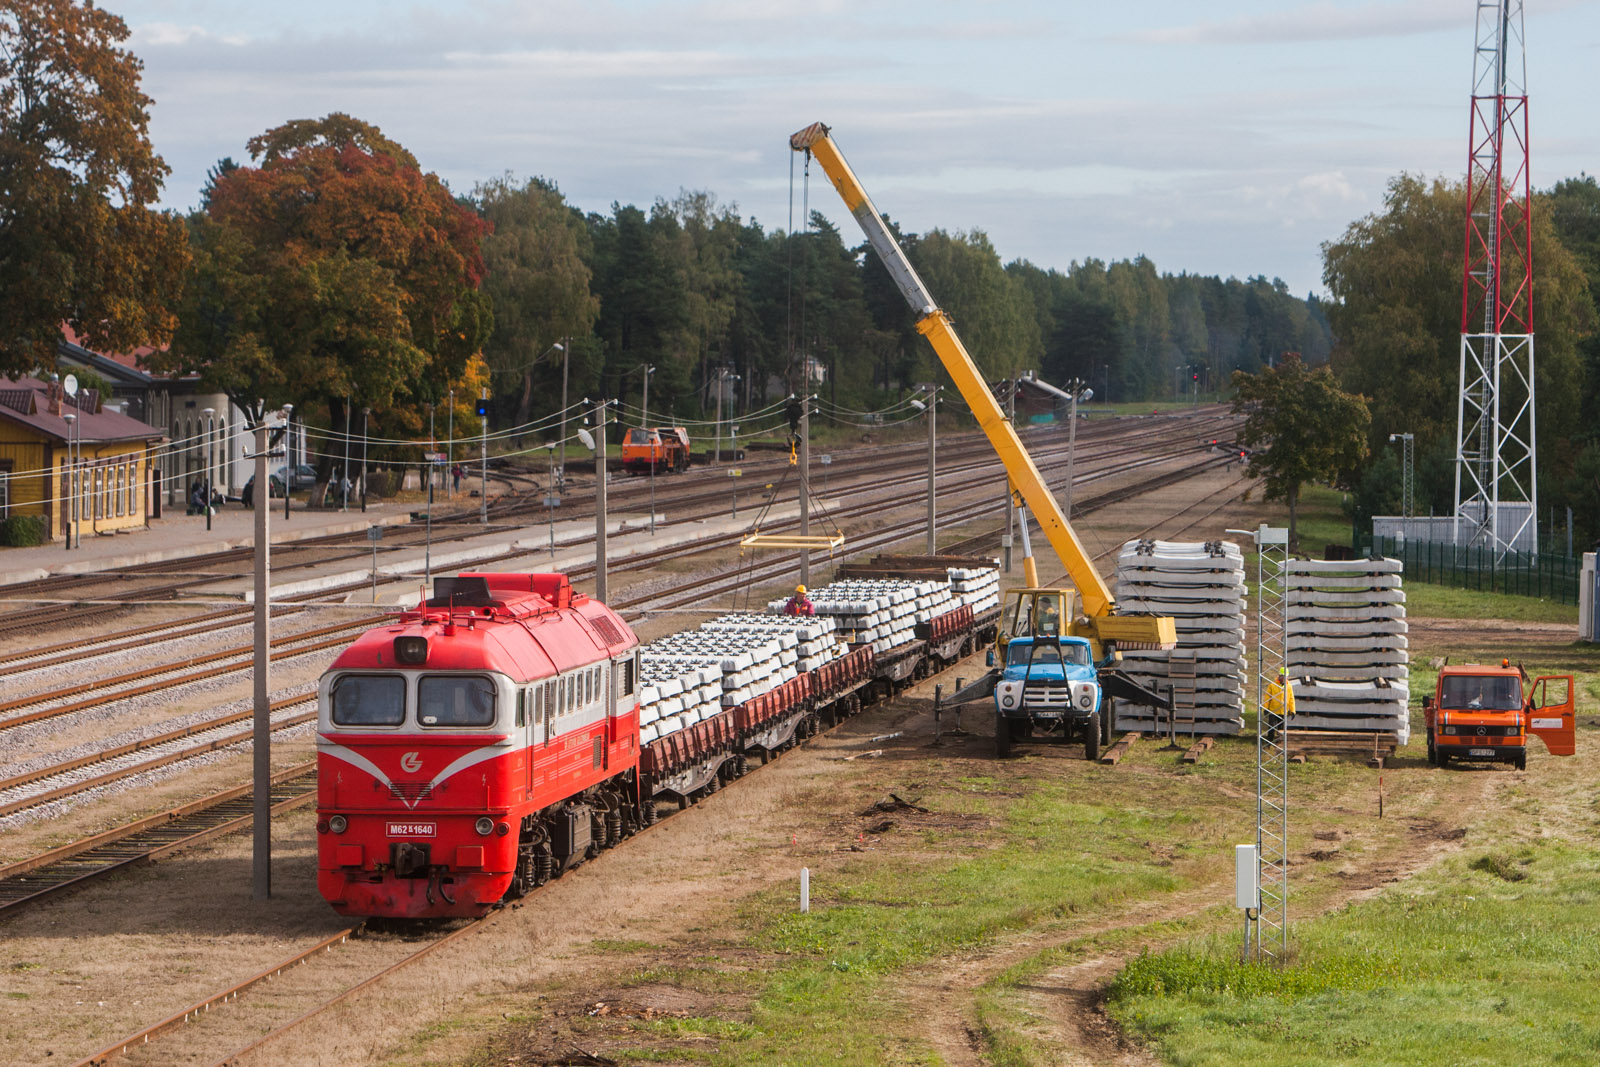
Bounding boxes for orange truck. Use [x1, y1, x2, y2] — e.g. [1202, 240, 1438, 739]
[1423, 660, 1576, 770]
[621, 427, 691, 474]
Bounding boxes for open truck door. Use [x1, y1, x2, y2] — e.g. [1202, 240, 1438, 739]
[1527, 674, 1576, 756]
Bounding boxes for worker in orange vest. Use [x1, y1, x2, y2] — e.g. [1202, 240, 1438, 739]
[784, 585, 814, 616]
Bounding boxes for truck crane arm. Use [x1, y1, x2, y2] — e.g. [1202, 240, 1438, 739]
[791, 122, 1171, 649]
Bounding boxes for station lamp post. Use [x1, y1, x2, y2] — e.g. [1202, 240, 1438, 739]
[203, 406, 216, 531]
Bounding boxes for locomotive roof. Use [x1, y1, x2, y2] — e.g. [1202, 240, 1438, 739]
[328, 572, 637, 677]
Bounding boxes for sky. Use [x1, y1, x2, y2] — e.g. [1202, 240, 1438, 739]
[116, 0, 1600, 298]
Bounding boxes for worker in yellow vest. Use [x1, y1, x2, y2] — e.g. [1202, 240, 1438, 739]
[1263, 668, 1296, 725]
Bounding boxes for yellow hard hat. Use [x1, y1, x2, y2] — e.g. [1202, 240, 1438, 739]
[796, 585, 807, 594]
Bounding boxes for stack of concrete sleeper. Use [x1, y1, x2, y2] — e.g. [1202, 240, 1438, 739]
[767, 578, 954, 654]
[1111, 539, 1248, 735]
[1285, 557, 1410, 744]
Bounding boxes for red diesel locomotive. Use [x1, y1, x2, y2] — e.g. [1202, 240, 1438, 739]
[316, 572, 643, 919]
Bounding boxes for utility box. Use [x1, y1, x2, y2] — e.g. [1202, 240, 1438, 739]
[1235, 844, 1259, 910]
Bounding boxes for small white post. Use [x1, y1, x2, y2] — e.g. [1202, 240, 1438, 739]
[800, 867, 810, 913]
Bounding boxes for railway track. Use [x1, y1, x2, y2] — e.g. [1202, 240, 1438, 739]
[0, 447, 1254, 914]
[0, 425, 1229, 829]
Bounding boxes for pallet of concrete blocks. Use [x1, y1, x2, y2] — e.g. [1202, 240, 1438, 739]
[768, 578, 937, 654]
[699, 614, 848, 674]
[1110, 538, 1248, 735]
[647, 628, 797, 710]
[1285, 557, 1410, 743]
[948, 565, 1000, 615]
[636, 659, 722, 744]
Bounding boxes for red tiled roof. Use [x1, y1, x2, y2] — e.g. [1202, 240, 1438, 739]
[0, 377, 165, 445]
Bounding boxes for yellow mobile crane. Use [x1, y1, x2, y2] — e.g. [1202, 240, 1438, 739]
[790, 122, 1175, 659]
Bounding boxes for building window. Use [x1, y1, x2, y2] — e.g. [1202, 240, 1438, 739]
[0, 460, 11, 518]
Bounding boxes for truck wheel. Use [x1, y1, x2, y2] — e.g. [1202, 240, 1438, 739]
[1101, 703, 1113, 746]
[995, 712, 1013, 758]
[1426, 732, 1437, 766]
[1514, 750, 1527, 771]
[1084, 712, 1101, 761]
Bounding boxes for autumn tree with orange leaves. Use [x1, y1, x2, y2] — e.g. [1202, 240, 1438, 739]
[156, 113, 492, 465]
[0, 0, 188, 376]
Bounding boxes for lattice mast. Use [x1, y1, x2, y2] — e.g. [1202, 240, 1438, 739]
[1454, 0, 1536, 555]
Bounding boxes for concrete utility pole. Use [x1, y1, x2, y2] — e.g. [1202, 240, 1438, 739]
[594, 398, 609, 602]
[557, 340, 569, 488]
[360, 407, 370, 512]
[252, 417, 278, 900]
[642, 364, 656, 534]
[1002, 379, 1016, 573]
[479, 387, 489, 525]
[1064, 378, 1086, 521]
[446, 388, 454, 499]
[800, 397, 811, 586]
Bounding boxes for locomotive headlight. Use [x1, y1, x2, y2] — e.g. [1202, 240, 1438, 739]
[328, 815, 348, 834]
[496, 821, 511, 836]
[475, 816, 495, 836]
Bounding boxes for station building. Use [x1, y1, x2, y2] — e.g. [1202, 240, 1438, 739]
[0, 375, 167, 540]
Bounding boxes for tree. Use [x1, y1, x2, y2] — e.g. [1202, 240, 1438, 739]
[155, 114, 491, 478]
[475, 175, 598, 435]
[1322, 174, 1591, 483]
[0, 0, 188, 376]
[1232, 354, 1371, 548]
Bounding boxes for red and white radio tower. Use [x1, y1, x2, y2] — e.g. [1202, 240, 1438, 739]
[1454, 0, 1536, 556]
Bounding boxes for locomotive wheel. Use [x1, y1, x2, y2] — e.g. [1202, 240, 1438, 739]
[1084, 712, 1101, 762]
[995, 712, 1013, 758]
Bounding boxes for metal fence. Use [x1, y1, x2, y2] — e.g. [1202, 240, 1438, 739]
[1368, 535, 1580, 604]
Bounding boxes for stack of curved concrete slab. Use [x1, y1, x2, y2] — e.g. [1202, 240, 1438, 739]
[1286, 557, 1410, 744]
[1111, 539, 1248, 735]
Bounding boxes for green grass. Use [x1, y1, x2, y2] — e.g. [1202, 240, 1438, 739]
[703, 778, 1207, 1065]
[1106, 839, 1600, 1066]
[1402, 582, 1578, 624]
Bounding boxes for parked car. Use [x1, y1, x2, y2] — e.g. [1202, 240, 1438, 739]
[272, 464, 318, 492]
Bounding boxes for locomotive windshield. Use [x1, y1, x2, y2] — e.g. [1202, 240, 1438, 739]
[1440, 675, 1521, 711]
[330, 674, 406, 726]
[419, 675, 497, 727]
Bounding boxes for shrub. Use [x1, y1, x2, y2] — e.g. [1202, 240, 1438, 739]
[364, 469, 398, 498]
[0, 514, 48, 547]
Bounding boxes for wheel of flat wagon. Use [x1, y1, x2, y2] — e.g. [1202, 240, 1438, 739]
[995, 711, 1013, 758]
[1084, 712, 1101, 762]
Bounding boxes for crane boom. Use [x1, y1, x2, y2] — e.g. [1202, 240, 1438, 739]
[791, 122, 1167, 648]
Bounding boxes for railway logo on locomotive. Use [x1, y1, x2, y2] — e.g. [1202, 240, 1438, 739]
[399, 751, 422, 772]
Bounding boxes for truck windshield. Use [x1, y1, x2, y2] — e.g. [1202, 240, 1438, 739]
[419, 675, 497, 727]
[1440, 675, 1521, 711]
[1008, 642, 1089, 667]
[624, 429, 649, 445]
[330, 674, 406, 726]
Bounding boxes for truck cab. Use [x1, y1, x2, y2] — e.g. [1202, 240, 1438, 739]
[1424, 662, 1575, 770]
[621, 427, 691, 474]
[991, 589, 1108, 759]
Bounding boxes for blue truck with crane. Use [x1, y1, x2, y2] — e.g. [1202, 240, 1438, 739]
[791, 122, 1175, 759]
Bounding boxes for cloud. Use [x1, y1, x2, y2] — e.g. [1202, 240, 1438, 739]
[129, 22, 249, 48]
[1123, 1, 1466, 46]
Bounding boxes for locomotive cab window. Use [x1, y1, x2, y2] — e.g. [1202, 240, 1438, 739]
[330, 674, 406, 727]
[418, 675, 497, 727]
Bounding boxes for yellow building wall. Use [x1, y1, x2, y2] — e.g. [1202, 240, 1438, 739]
[62, 444, 157, 538]
[0, 421, 160, 539]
